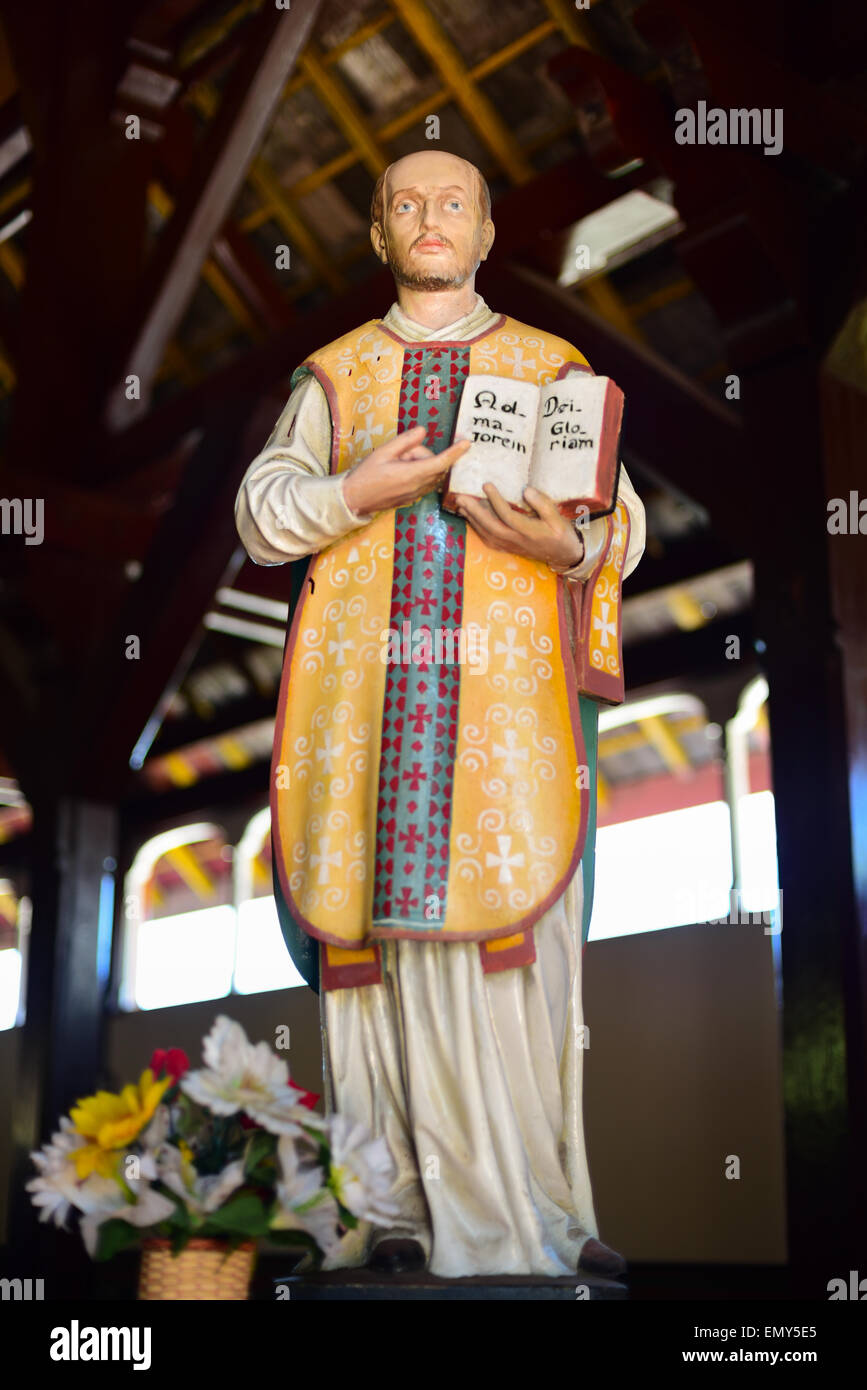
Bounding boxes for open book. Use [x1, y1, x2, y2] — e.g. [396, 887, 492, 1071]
[441, 373, 623, 519]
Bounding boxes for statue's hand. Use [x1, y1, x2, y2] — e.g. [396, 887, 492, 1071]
[343, 426, 472, 516]
[455, 483, 585, 571]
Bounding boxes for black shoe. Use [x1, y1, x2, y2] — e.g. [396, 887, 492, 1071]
[367, 1238, 427, 1274]
[577, 1237, 627, 1277]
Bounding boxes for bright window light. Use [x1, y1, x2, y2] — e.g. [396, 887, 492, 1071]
[559, 189, 682, 287]
[589, 802, 733, 940]
[0, 949, 21, 1030]
[738, 791, 780, 912]
[589, 794, 781, 941]
[131, 905, 236, 1011]
[233, 896, 305, 994]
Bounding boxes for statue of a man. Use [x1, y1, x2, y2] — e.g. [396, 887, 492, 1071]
[236, 150, 645, 1280]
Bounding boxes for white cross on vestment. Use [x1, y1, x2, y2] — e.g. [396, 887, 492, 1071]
[358, 340, 386, 365]
[328, 620, 355, 665]
[355, 414, 384, 453]
[502, 347, 536, 379]
[316, 730, 345, 775]
[494, 626, 528, 669]
[492, 728, 529, 776]
[485, 834, 525, 885]
[310, 836, 342, 884]
[593, 601, 616, 648]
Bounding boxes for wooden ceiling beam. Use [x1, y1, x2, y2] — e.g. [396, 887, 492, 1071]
[64, 400, 253, 801]
[0, 95, 30, 183]
[2, 1, 157, 472]
[150, 108, 295, 338]
[299, 40, 389, 181]
[390, 0, 534, 185]
[104, 0, 323, 433]
[622, 532, 749, 599]
[210, 222, 296, 335]
[131, 0, 217, 54]
[626, 612, 757, 689]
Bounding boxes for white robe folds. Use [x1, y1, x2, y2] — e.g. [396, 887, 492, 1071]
[236, 295, 646, 1276]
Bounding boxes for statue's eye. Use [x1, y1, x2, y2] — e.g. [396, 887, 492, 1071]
[446, 199, 463, 211]
[396, 200, 414, 213]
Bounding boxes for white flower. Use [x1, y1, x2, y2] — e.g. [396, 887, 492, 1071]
[137, 1106, 171, 1181]
[26, 1118, 87, 1229]
[324, 1116, 400, 1227]
[271, 1135, 342, 1257]
[157, 1149, 246, 1217]
[74, 1174, 177, 1258]
[181, 1015, 325, 1137]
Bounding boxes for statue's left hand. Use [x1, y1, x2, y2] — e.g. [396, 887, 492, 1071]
[454, 483, 584, 571]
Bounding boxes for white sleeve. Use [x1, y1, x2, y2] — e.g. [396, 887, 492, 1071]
[234, 374, 370, 566]
[551, 461, 646, 583]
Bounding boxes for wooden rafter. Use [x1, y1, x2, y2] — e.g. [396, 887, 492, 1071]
[237, 17, 562, 227]
[2, 1, 157, 473]
[104, 0, 323, 431]
[299, 40, 389, 180]
[643, 714, 692, 775]
[390, 0, 534, 184]
[65, 396, 254, 800]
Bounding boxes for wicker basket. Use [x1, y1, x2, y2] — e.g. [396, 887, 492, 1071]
[138, 1238, 255, 1300]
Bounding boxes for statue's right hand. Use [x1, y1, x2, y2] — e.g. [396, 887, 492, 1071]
[342, 425, 472, 516]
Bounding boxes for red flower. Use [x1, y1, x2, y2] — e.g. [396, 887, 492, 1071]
[297, 1089, 320, 1111]
[150, 1047, 190, 1083]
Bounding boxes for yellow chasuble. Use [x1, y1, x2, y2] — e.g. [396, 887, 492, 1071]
[270, 315, 630, 972]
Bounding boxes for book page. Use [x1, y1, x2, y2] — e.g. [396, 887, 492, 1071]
[447, 376, 540, 506]
[531, 376, 620, 512]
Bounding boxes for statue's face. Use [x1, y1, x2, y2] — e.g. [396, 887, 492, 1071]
[371, 151, 494, 292]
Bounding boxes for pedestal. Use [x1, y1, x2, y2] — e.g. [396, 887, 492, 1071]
[274, 1269, 628, 1301]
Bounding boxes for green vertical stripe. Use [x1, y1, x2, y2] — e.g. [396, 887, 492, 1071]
[579, 696, 600, 947]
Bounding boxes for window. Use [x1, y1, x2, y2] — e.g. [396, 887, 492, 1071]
[0, 884, 28, 1031]
[232, 808, 305, 995]
[119, 813, 303, 1012]
[587, 680, 780, 941]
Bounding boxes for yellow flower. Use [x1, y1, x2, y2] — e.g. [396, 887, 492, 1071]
[69, 1070, 171, 1180]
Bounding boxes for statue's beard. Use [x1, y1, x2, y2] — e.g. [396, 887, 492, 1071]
[387, 238, 479, 292]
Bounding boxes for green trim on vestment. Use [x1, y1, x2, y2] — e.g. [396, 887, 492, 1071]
[579, 696, 600, 947]
[273, 837, 320, 994]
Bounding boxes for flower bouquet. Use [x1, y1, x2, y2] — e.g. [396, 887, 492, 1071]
[27, 1016, 398, 1297]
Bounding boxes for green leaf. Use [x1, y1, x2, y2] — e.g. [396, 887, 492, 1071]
[170, 1227, 190, 1256]
[163, 1196, 193, 1233]
[93, 1219, 147, 1263]
[336, 1204, 359, 1230]
[201, 1192, 271, 1238]
[244, 1129, 277, 1181]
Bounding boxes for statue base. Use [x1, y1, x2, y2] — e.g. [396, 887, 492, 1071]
[274, 1269, 628, 1301]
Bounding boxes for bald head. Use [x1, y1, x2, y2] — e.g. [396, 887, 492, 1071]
[369, 149, 495, 294]
[371, 151, 491, 228]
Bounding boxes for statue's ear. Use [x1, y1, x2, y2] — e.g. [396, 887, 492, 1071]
[479, 219, 495, 262]
[370, 222, 388, 263]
